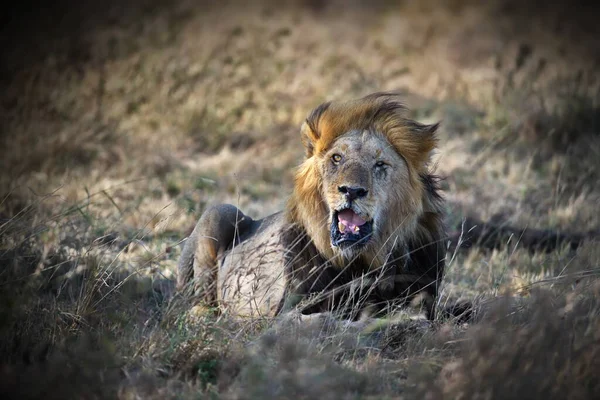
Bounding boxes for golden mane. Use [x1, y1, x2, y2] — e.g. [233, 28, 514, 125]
[286, 92, 440, 260]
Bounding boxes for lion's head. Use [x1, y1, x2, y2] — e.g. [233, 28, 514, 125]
[287, 92, 440, 266]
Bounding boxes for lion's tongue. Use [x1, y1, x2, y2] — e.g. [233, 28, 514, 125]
[338, 209, 366, 233]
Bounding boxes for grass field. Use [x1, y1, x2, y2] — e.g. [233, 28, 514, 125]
[1, 0, 599, 398]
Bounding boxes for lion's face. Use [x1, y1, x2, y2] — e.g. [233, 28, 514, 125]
[288, 93, 437, 265]
[318, 130, 420, 259]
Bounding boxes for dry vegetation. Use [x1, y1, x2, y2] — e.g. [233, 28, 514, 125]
[1, 0, 599, 398]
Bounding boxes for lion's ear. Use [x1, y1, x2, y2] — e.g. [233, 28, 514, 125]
[301, 101, 331, 158]
[300, 121, 319, 158]
[412, 121, 439, 157]
[423, 121, 439, 145]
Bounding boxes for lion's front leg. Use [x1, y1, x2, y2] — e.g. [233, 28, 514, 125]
[375, 244, 410, 297]
[375, 263, 397, 296]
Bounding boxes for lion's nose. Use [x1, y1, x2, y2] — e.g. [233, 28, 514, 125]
[338, 186, 368, 201]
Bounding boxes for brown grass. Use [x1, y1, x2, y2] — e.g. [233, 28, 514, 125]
[1, 0, 599, 398]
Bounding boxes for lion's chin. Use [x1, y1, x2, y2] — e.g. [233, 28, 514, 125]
[330, 209, 374, 251]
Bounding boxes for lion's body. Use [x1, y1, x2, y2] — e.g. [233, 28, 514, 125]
[177, 206, 288, 316]
[177, 93, 446, 319]
[216, 212, 287, 316]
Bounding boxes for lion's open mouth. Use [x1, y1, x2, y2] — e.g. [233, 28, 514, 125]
[330, 208, 373, 248]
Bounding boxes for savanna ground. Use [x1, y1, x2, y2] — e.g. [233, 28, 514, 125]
[1, 0, 599, 398]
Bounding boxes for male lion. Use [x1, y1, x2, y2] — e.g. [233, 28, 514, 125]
[177, 92, 446, 320]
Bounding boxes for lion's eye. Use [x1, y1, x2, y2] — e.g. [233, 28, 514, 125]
[375, 161, 386, 168]
[331, 154, 342, 164]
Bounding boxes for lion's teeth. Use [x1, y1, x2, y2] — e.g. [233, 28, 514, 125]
[353, 225, 360, 233]
[338, 222, 345, 233]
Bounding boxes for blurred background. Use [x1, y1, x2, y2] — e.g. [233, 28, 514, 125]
[2, 0, 598, 226]
[1, 0, 599, 398]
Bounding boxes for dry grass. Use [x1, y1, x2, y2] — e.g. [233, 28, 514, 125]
[1, 0, 599, 398]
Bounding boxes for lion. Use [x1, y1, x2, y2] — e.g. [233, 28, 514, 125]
[177, 92, 446, 320]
